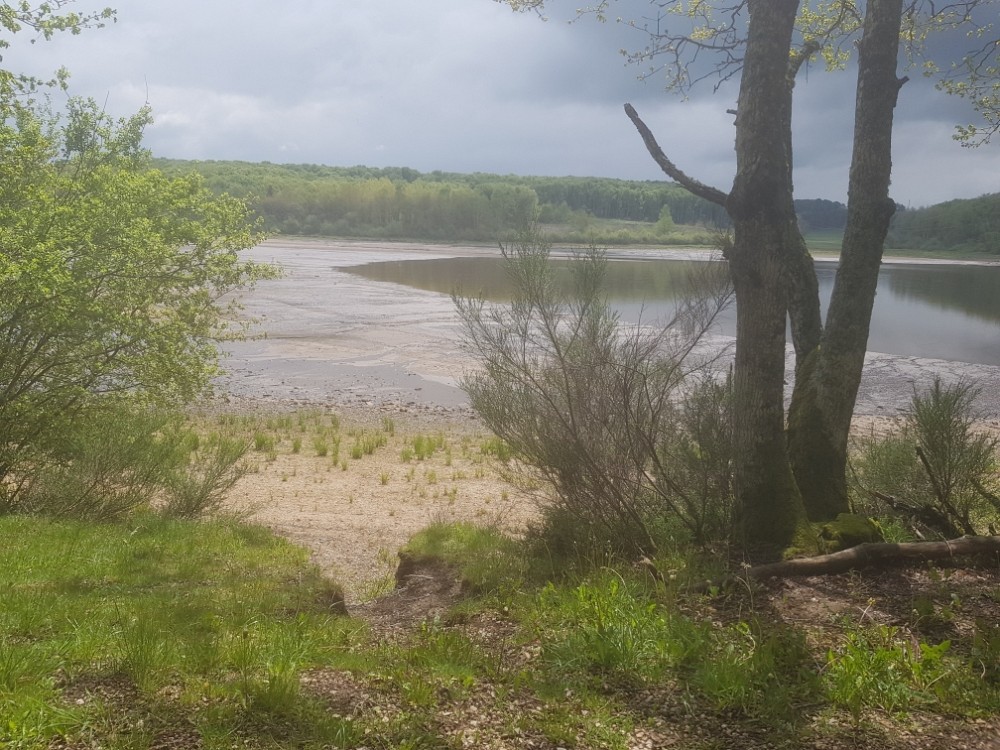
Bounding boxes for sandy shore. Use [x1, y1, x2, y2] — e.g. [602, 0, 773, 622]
[217, 238, 1000, 599]
[219, 237, 1000, 420]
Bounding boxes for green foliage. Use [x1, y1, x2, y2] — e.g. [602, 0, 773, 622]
[9, 403, 180, 520]
[850, 378, 1000, 537]
[0, 1, 115, 93]
[151, 158, 1000, 252]
[889, 193, 1000, 255]
[654, 203, 675, 235]
[0, 96, 270, 500]
[456, 229, 734, 556]
[538, 574, 676, 680]
[825, 624, 965, 724]
[160, 431, 250, 519]
[533, 570, 819, 722]
[5, 403, 250, 522]
[153, 158, 732, 243]
[410, 432, 445, 460]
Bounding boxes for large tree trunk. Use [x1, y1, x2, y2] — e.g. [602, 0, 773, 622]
[727, 0, 810, 556]
[787, 0, 905, 521]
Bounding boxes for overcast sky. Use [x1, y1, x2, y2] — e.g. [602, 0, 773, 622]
[12, 0, 1000, 207]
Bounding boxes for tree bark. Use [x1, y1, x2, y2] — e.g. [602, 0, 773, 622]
[787, 0, 905, 522]
[726, 0, 810, 556]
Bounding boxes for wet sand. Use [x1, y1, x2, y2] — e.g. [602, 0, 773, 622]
[218, 237, 1000, 421]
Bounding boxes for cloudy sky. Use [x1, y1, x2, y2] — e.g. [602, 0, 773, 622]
[12, 0, 1000, 207]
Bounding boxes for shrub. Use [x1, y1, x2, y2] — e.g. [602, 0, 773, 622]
[10, 404, 183, 521]
[850, 377, 999, 537]
[160, 432, 250, 519]
[455, 229, 733, 556]
[0, 97, 270, 499]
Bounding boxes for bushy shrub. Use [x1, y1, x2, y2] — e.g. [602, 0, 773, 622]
[4, 403, 249, 522]
[160, 432, 250, 519]
[456, 229, 734, 556]
[11, 404, 183, 521]
[849, 377, 1000, 537]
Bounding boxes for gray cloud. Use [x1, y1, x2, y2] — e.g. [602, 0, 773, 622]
[10, 0, 999, 205]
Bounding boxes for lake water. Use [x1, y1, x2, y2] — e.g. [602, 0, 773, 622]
[346, 256, 1000, 366]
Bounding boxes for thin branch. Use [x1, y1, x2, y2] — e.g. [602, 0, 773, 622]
[623, 103, 729, 207]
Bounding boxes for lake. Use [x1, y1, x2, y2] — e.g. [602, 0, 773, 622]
[346, 255, 1000, 366]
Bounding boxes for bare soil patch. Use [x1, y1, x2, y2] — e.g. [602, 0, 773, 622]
[220, 406, 533, 602]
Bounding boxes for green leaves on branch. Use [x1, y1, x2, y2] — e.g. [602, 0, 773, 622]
[0, 1, 116, 94]
[0, 95, 272, 492]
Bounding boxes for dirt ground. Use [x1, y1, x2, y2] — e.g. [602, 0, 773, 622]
[221, 405, 533, 602]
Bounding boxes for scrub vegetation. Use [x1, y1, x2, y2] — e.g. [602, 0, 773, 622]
[3, 2, 999, 747]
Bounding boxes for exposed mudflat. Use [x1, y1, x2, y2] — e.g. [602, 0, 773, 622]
[218, 237, 1000, 422]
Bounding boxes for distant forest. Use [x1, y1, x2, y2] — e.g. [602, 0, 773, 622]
[887, 193, 1000, 255]
[154, 159, 997, 254]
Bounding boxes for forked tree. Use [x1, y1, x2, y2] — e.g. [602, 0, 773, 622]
[497, 0, 999, 555]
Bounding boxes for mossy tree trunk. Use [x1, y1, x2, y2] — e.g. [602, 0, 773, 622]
[725, 0, 812, 556]
[787, 0, 906, 521]
[626, 0, 915, 554]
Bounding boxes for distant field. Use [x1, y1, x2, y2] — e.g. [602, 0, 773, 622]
[804, 231, 998, 261]
[804, 230, 843, 254]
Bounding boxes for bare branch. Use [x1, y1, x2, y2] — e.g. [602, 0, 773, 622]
[623, 103, 729, 207]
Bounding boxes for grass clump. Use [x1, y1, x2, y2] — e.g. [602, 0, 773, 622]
[401, 521, 528, 596]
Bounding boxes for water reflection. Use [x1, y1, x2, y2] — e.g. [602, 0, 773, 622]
[882, 264, 1000, 324]
[346, 256, 1000, 365]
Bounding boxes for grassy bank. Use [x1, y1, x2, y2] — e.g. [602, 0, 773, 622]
[0, 513, 361, 748]
[3, 509, 999, 749]
[3, 404, 999, 748]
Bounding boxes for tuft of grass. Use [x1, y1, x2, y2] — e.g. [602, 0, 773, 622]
[402, 522, 527, 596]
[253, 432, 276, 452]
[480, 436, 514, 462]
[313, 436, 329, 457]
[411, 433, 445, 461]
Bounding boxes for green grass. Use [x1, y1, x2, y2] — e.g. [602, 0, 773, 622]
[0, 514, 362, 748]
[804, 230, 999, 261]
[4, 511, 998, 748]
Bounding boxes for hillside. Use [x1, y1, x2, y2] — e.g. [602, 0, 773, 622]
[888, 192, 1000, 255]
[152, 159, 997, 254]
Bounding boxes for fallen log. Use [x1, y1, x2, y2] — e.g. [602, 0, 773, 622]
[743, 535, 1000, 582]
[677, 535, 1000, 594]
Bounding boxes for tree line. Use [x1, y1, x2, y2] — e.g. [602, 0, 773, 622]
[888, 193, 1000, 254]
[154, 158, 997, 253]
[153, 159, 731, 240]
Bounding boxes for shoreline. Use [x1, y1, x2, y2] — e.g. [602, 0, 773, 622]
[215, 237, 1000, 597]
[218, 237, 1000, 422]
